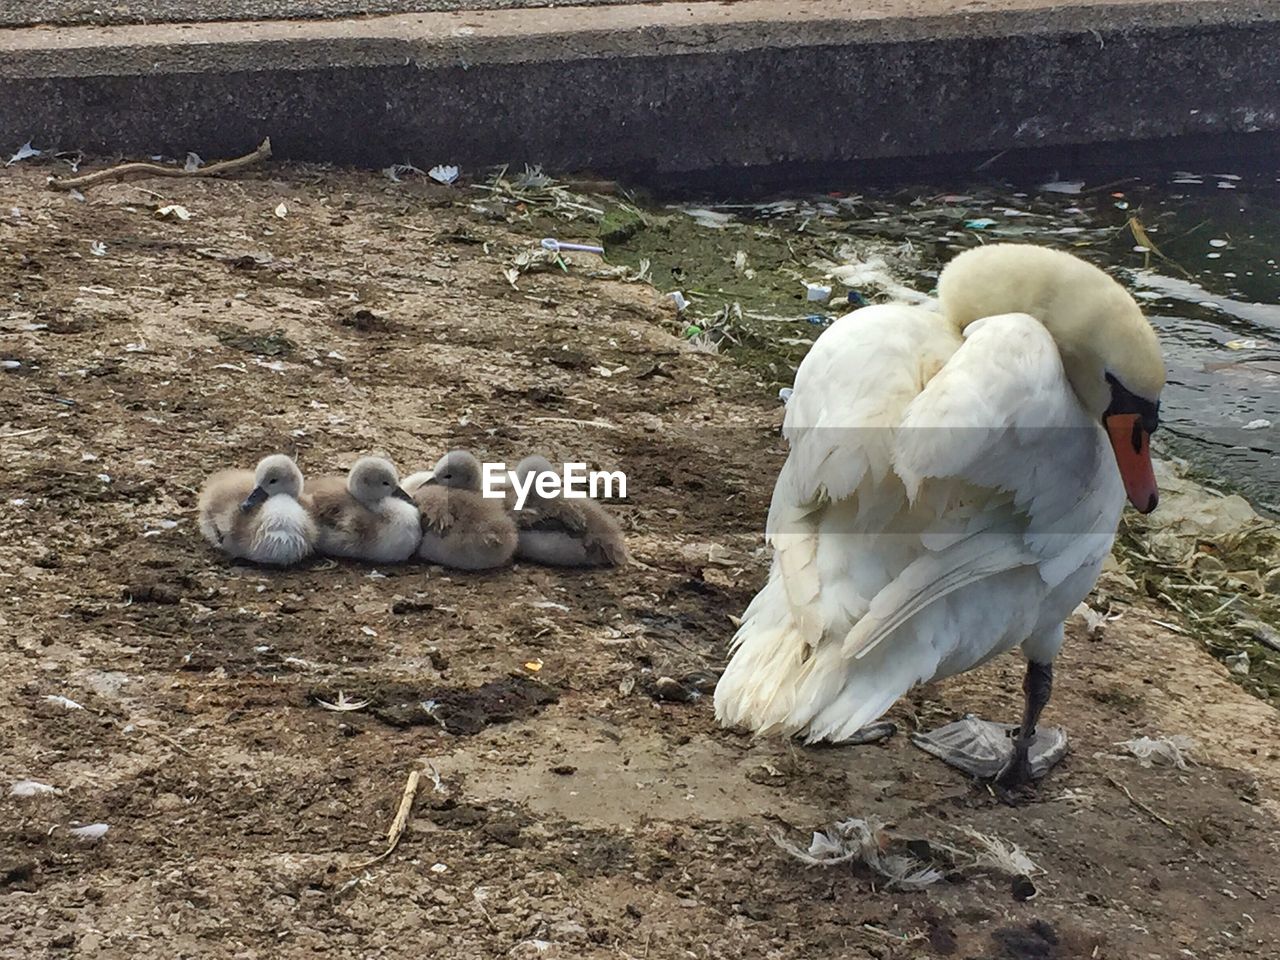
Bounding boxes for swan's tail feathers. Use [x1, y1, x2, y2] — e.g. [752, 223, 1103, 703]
[715, 574, 922, 743]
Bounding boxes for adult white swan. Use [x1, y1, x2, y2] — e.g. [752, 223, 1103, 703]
[714, 244, 1164, 785]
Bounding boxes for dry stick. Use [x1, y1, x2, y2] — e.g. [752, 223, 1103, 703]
[140, 727, 195, 757]
[47, 138, 272, 192]
[349, 769, 421, 870]
[531, 416, 623, 431]
[1106, 774, 1176, 828]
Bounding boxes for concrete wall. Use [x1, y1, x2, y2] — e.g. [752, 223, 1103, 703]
[2, 0, 1278, 174]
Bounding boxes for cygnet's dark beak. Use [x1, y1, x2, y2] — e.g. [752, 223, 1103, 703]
[392, 486, 416, 504]
[240, 485, 269, 512]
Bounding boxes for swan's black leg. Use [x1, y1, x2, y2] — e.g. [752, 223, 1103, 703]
[997, 661, 1054, 787]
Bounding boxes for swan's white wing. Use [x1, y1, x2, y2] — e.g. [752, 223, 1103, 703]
[842, 312, 1123, 660]
[766, 304, 963, 645]
[716, 309, 1122, 742]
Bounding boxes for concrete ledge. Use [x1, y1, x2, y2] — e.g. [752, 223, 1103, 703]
[2, 0, 1279, 174]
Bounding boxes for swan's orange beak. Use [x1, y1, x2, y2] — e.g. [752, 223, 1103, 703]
[1104, 413, 1158, 513]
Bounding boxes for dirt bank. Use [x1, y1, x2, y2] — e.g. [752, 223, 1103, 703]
[2, 162, 1279, 959]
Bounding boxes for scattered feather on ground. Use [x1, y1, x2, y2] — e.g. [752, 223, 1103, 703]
[1117, 735, 1197, 769]
[957, 826, 1041, 876]
[772, 817, 944, 890]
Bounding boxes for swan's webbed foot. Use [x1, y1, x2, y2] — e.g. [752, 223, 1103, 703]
[833, 720, 898, 747]
[912, 660, 1065, 785]
[911, 717, 1067, 782]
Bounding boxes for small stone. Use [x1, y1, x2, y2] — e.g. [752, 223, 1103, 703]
[1011, 874, 1038, 901]
[651, 677, 696, 703]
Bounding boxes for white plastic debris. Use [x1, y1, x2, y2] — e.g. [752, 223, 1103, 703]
[1242, 419, 1272, 431]
[824, 251, 934, 306]
[681, 207, 734, 229]
[666, 291, 689, 312]
[1225, 339, 1262, 350]
[45, 695, 84, 710]
[541, 238, 604, 255]
[69, 823, 109, 841]
[155, 205, 191, 221]
[6, 140, 41, 166]
[805, 282, 832, 302]
[1039, 180, 1085, 195]
[1117, 735, 1196, 769]
[89, 241, 106, 257]
[10, 780, 59, 798]
[779, 387, 794, 404]
[184, 152, 204, 172]
[1, 360, 20, 371]
[1209, 238, 1229, 248]
[429, 164, 459, 185]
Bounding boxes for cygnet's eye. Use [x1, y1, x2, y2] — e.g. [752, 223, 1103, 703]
[383, 480, 390, 486]
[269, 478, 278, 485]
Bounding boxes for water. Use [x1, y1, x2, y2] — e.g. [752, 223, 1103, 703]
[610, 166, 1280, 511]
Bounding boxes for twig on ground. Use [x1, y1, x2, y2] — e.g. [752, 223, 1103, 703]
[140, 727, 195, 757]
[1106, 775, 1176, 828]
[531, 416, 623, 432]
[862, 924, 926, 945]
[48, 138, 272, 192]
[349, 768, 421, 870]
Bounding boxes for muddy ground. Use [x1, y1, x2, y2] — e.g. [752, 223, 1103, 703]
[2, 162, 1279, 960]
